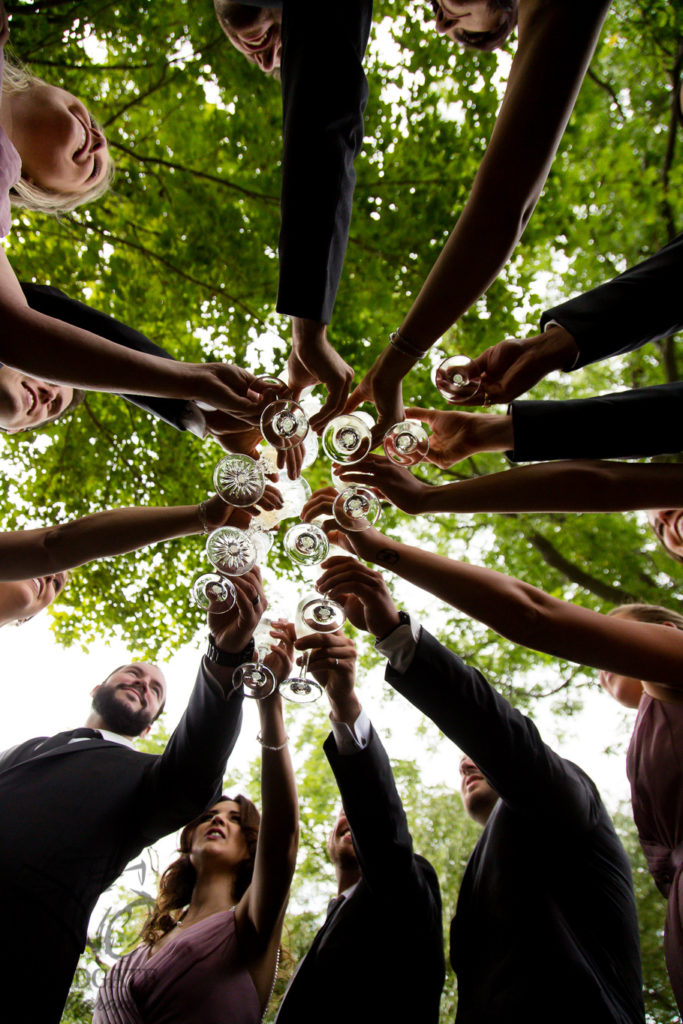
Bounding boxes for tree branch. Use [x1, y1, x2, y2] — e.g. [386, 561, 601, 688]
[586, 67, 626, 121]
[64, 215, 269, 327]
[107, 141, 279, 204]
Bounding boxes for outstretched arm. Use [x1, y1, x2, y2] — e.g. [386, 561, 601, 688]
[315, 536, 683, 690]
[336, 453, 683, 515]
[236, 622, 298, 1002]
[0, 250, 267, 418]
[348, 0, 611, 441]
[0, 490, 285, 579]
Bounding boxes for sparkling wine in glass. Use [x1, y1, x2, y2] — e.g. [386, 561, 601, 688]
[383, 420, 430, 466]
[434, 354, 480, 403]
[332, 486, 381, 532]
[261, 399, 309, 450]
[191, 573, 236, 611]
[283, 522, 329, 566]
[322, 414, 373, 465]
[206, 527, 257, 577]
[214, 454, 266, 507]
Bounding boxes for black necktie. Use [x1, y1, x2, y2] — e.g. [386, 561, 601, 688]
[35, 727, 102, 755]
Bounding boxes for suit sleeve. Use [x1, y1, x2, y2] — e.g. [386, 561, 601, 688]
[20, 283, 196, 431]
[385, 629, 600, 831]
[506, 379, 683, 461]
[135, 658, 244, 842]
[540, 231, 683, 369]
[276, 0, 371, 323]
[323, 725, 442, 931]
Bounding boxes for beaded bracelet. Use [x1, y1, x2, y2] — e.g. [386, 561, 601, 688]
[256, 731, 289, 751]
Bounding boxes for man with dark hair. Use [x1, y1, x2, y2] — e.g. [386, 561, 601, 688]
[313, 554, 645, 1024]
[0, 570, 266, 1023]
[274, 631, 444, 1024]
[0, 362, 83, 433]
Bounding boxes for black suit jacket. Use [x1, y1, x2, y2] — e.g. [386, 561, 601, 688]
[508, 233, 683, 461]
[20, 282, 194, 431]
[277, 0, 371, 323]
[0, 660, 243, 949]
[275, 726, 445, 1024]
[386, 630, 645, 1024]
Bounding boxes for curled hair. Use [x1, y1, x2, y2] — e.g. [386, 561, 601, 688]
[430, 0, 518, 52]
[141, 794, 260, 945]
[609, 603, 683, 631]
[2, 51, 114, 214]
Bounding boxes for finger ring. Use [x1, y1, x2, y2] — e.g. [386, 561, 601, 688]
[333, 658, 338, 666]
[252, 595, 260, 606]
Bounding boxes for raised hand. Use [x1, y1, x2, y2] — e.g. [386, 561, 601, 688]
[404, 406, 510, 469]
[294, 630, 358, 710]
[462, 325, 579, 405]
[190, 364, 275, 423]
[288, 322, 355, 433]
[263, 619, 296, 685]
[208, 567, 267, 653]
[345, 345, 408, 449]
[300, 487, 389, 561]
[315, 555, 400, 638]
[334, 454, 431, 516]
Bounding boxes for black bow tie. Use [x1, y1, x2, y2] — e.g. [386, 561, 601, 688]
[35, 727, 102, 754]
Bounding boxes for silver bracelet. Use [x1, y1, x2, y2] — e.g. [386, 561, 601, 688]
[197, 500, 210, 534]
[389, 329, 427, 360]
[256, 731, 289, 751]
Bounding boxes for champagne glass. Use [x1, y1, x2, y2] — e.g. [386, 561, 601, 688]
[332, 486, 381, 532]
[214, 454, 266, 507]
[300, 429, 320, 471]
[206, 526, 257, 576]
[322, 414, 373, 464]
[434, 354, 480, 403]
[261, 399, 309, 450]
[284, 522, 329, 566]
[246, 524, 274, 562]
[280, 600, 326, 704]
[191, 573, 236, 611]
[383, 420, 430, 466]
[297, 592, 346, 633]
[232, 619, 277, 700]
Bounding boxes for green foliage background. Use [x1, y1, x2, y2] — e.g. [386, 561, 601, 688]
[1, 1, 682, 1021]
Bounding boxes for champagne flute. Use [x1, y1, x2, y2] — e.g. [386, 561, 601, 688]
[261, 399, 309, 450]
[433, 354, 481, 403]
[383, 420, 430, 466]
[232, 619, 277, 700]
[280, 599, 326, 704]
[206, 526, 258, 577]
[214, 454, 266, 507]
[297, 592, 346, 633]
[332, 486, 381, 531]
[191, 573, 236, 611]
[322, 414, 373, 464]
[283, 522, 329, 566]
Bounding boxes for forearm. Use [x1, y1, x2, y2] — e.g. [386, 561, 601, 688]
[1, 303, 188, 396]
[395, 0, 609, 355]
[421, 460, 683, 514]
[0, 504, 205, 579]
[366, 535, 579, 659]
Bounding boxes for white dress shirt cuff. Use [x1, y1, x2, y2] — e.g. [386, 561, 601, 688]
[181, 402, 208, 438]
[375, 614, 421, 673]
[330, 706, 372, 753]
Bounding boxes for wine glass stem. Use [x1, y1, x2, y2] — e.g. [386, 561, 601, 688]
[298, 649, 311, 679]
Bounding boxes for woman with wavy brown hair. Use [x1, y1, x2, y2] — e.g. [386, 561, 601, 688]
[94, 622, 299, 1024]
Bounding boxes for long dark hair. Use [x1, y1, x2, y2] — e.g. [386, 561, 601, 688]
[141, 794, 260, 945]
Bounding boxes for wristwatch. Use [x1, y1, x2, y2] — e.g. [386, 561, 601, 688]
[377, 610, 411, 643]
[205, 634, 255, 668]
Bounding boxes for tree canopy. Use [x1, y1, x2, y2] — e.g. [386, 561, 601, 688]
[1, 1, 682, 1020]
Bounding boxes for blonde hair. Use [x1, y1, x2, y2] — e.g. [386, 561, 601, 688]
[2, 52, 113, 214]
